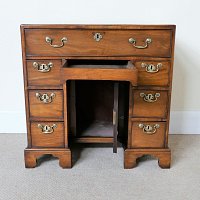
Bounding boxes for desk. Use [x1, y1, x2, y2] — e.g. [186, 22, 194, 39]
[21, 24, 175, 168]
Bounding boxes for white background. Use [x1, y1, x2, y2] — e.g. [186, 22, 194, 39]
[0, 0, 200, 133]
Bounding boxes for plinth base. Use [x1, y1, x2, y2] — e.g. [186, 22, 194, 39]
[124, 148, 171, 169]
[24, 148, 72, 168]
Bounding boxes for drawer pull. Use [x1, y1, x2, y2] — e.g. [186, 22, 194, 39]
[139, 123, 160, 134]
[38, 124, 57, 134]
[33, 62, 53, 73]
[129, 38, 152, 49]
[35, 93, 55, 104]
[141, 63, 162, 73]
[140, 92, 160, 103]
[45, 36, 67, 48]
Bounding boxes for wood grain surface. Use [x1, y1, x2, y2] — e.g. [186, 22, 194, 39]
[31, 122, 64, 148]
[27, 60, 62, 86]
[134, 61, 170, 86]
[131, 90, 168, 118]
[29, 90, 63, 119]
[130, 121, 166, 148]
[25, 29, 172, 57]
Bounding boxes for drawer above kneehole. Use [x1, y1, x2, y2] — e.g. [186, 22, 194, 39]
[29, 90, 63, 119]
[26, 60, 62, 86]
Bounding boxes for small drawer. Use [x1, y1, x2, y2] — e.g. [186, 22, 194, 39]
[131, 90, 168, 118]
[134, 61, 170, 86]
[25, 29, 172, 57]
[29, 90, 63, 119]
[130, 121, 166, 148]
[27, 60, 62, 86]
[31, 122, 64, 147]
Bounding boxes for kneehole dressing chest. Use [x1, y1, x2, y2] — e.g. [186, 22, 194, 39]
[21, 24, 176, 169]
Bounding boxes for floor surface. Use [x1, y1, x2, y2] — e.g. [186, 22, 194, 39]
[0, 134, 199, 200]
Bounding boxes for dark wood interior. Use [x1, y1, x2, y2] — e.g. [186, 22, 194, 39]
[68, 80, 129, 142]
[76, 80, 114, 137]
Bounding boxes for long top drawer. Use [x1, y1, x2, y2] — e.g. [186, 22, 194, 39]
[24, 28, 173, 57]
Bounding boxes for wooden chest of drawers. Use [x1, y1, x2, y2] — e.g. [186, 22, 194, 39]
[21, 24, 175, 169]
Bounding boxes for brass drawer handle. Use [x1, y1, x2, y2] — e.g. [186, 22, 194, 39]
[38, 124, 57, 134]
[141, 63, 162, 73]
[45, 36, 67, 48]
[140, 93, 160, 103]
[139, 123, 160, 134]
[129, 38, 152, 49]
[35, 93, 55, 104]
[33, 62, 53, 73]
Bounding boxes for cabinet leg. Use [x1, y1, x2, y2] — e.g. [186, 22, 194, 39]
[124, 150, 139, 169]
[24, 151, 37, 168]
[57, 151, 72, 169]
[158, 153, 171, 169]
[124, 157, 137, 169]
[124, 148, 171, 169]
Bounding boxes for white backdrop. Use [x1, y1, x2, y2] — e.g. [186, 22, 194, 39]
[0, 0, 200, 133]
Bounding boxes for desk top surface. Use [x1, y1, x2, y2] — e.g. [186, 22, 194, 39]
[21, 24, 176, 30]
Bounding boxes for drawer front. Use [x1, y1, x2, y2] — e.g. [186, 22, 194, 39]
[25, 29, 172, 57]
[134, 61, 170, 86]
[132, 90, 168, 118]
[27, 60, 61, 86]
[130, 122, 166, 148]
[29, 90, 63, 119]
[31, 122, 64, 147]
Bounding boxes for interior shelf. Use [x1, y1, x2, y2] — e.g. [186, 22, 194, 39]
[78, 121, 113, 137]
[74, 137, 113, 143]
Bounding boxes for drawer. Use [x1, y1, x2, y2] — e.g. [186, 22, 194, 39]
[31, 122, 64, 147]
[29, 90, 63, 119]
[130, 121, 166, 148]
[27, 60, 62, 86]
[134, 61, 170, 86]
[131, 90, 168, 118]
[25, 29, 172, 57]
